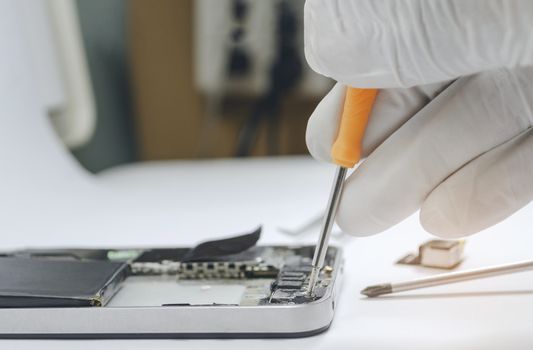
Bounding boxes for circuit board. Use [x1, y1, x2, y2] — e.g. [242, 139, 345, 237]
[1, 245, 338, 308]
[124, 245, 337, 306]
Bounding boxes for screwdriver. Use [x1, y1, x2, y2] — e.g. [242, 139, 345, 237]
[307, 87, 378, 296]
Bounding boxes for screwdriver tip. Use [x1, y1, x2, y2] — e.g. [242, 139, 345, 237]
[361, 284, 392, 297]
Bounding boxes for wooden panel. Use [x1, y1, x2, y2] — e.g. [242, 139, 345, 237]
[129, 0, 315, 160]
[129, 0, 202, 160]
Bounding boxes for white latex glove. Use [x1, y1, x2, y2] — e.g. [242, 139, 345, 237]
[304, 0, 533, 238]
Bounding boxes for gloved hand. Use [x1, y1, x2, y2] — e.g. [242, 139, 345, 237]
[304, 0, 533, 238]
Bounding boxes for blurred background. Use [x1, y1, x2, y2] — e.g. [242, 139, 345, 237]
[42, 0, 333, 173]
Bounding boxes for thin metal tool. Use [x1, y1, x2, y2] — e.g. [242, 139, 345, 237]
[361, 259, 533, 297]
[307, 88, 378, 295]
[308, 167, 347, 292]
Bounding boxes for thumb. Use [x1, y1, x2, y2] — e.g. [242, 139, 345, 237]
[305, 0, 533, 88]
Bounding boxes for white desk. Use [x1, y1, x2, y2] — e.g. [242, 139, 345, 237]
[2, 156, 532, 349]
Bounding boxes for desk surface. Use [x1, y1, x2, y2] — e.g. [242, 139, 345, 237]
[2, 156, 532, 349]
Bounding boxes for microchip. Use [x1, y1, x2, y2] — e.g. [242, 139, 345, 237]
[282, 265, 312, 273]
[280, 272, 305, 281]
[275, 280, 304, 289]
[281, 271, 305, 278]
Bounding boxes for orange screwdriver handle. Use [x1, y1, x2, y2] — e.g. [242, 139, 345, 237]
[331, 87, 378, 168]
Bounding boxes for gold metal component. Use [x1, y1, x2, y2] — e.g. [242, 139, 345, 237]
[397, 239, 465, 269]
[90, 298, 102, 307]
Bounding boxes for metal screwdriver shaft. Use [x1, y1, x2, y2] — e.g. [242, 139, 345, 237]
[307, 88, 378, 296]
[308, 166, 347, 294]
[361, 259, 533, 297]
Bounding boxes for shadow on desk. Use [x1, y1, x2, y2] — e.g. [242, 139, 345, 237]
[361, 289, 533, 300]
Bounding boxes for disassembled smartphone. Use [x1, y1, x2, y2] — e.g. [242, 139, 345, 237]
[0, 229, 342, 338]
